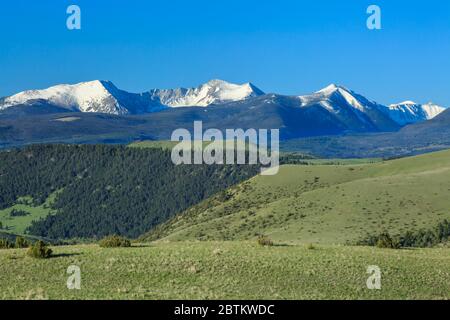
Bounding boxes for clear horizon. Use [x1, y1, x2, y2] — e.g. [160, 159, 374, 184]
[1, 0, 449, 106]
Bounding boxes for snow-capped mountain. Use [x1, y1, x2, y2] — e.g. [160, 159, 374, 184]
[149, 79, 265, 107]
[0, 80, 446, 131]
[299, 84, 380, 112]
[1, 80, 130, 115]
[1, 81, 449, 148]
[297, 84, 400, 132]
[382, 101, 446, 125]
[0, 79, 265, 114]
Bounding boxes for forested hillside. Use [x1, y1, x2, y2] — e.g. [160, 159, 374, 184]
[0, 145, 258, 239]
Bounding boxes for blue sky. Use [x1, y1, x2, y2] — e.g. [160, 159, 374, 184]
[0, 0, 449, 106]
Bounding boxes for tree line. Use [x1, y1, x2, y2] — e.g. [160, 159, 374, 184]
[358, 220, 450, 248]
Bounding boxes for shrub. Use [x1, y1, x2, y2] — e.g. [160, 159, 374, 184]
[0, 238, 13, 249]
[27, 241, 52, 259]
[15, 236, 29, 249]
[10, 209, 30, 217]
[99, 235, 131, 248]
[376, 232, 400, 249]
[257, 235, 273, 247]
[306, 243, 315, 250]
[359, 220, 450, 249]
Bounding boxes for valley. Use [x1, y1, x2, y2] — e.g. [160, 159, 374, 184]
[1, 104, 450, 301]
[2, 0, 449, 304]
[1, 144, 450, 300]
[2, 145, 450, 245]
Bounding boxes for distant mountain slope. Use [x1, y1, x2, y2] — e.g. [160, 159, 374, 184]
[282, 108, 450, 158]
[142, 149, 450, 245]
[1, 105, 449, 158]
[297, 84, 400, 132]
[381, 101, 445, 125]
[0, 92, 400, 149]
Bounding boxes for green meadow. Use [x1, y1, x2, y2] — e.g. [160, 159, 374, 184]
[0, 193, 58, 235]
[1, 242, 450, 300]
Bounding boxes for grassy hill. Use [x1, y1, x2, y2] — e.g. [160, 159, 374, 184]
[1, 241, 450, 299]
[143, 149, 450, 245]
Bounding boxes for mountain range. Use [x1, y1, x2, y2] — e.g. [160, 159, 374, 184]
[0, 80, 264, 115]
[0, 79, 448, 156]
[0, 80, 445, 125]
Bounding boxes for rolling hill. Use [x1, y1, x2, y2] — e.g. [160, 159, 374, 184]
[143, 149, 450, 245]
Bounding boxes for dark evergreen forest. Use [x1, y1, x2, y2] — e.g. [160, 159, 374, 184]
[0, 145, 258, 239]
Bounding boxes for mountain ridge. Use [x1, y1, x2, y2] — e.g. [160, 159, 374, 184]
[0, 79, 266, 115]
[0, 80, 448, 150]
[384, 101, 446, 125]
[0, 80, 445, 126]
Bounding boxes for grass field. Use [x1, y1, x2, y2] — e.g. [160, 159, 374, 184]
[304, 158, 382, 165]
[130, 139, 259, 152]
[0, 193, 58, 235]
[1, 241, 450, 300]
[130, 140, 180, 150]
[144, 149, 450, 245]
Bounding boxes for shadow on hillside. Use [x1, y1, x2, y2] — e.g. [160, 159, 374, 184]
[131, 244, 153, 248]
[49, 252, 82, 259]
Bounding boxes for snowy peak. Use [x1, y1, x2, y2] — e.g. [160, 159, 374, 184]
[314, 84, 363, 101]
[303, 84, 355, 102]
[421, 102, 446, 119]
[316, 83, 349, 95]
[298, 84, 447, 127]
[0, 80, 446, 129]
[0, 79, 264, 114]
[150, 79, 265, 107]
[386, 101, 446, 125]
[299, 84, 376, 113]
[1, 80, 128, 115]
[297, 84, 401, 132]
